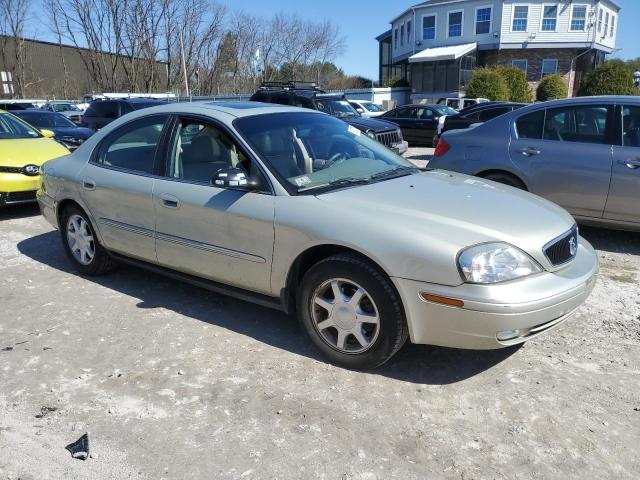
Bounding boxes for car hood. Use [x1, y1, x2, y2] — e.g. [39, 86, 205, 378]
[344, 116, 399, 132]
[49, 126, 94, 139]
[316, 170, 576, 284]
[0, 137, 70, 166]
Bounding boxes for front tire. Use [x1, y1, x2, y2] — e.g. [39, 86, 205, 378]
[297, 254, 408, 369]
[482, 172, 527, 190]
[60, 205, 115, 275]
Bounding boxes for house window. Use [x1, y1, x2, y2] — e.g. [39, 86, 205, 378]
[394, 28, 398, 48]
[407, 20, 412, 42]
[448, 11, 463, 37]
[597, 9, 603, 33]
[541, 5, 558, 31]
[603, 12, 609, 36]
[512, 6, 529, 32]
[571, 5, 587, 31]
[1, 71, 13, 95]
[400, 24, 405, 46]
[423, 15, 436, 40]
[541, 59, 558, 78]
[476, 7, 492, 35]
[512, 59, 528, 74]
[610, 15, 615, 37]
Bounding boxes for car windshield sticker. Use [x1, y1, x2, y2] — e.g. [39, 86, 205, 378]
[292, 176, 312, 187]
[348, 125, 361, 136]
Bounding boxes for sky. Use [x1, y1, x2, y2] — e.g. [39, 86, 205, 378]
[221, 0, 640, 79]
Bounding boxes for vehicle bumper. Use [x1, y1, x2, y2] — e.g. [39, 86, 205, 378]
[392, 237, 599, 350]
[37, 190, 58, 228]
[392, 140, 408, 155]
[0, 173, 42, 206]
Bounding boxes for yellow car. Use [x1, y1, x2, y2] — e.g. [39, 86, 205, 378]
[0, 109, 69, 206]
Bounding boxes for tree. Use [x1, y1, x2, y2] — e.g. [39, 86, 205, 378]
[536, 74, 567, 101]
[578, 60, 636, 96]
[0, 0, 31, 97]
[464, 68, 509, 101]
[496, 66, 532, 103]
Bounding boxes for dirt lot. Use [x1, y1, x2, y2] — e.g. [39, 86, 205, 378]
[1, 195, 639, 479]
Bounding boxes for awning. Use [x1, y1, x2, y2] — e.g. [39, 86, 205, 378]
[408, 42, 477, 63]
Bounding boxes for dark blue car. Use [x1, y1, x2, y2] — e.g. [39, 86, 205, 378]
[13, 110, 94, 151]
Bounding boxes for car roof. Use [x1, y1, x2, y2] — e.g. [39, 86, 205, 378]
[125, 101, 322, 119]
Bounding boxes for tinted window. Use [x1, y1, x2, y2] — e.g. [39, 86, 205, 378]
[95, 116, 167, 174]
[622, 106, 640, 147]
[417, 108, 434, 120]
[544, 106, 609, 144]
[515, 110, 545, 139]
[396, 107, 416, 119]
[479, 107, 510, 122]
[167, 119, 250, 184]
[87, 101, 118, 118]
[275, 94, 292, 106]
[131, 101, 165, 110]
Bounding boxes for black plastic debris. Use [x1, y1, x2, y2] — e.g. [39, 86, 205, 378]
[65, 433, 90, 460]
[1, 346, 13, 352]
[35, 406, 58, 419]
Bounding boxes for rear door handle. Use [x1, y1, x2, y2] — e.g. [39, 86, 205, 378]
[517, 147, 541, 157]
[82, 178, 96, 190]
[618, 159, 640, 169]
[159, 193, 180, 209]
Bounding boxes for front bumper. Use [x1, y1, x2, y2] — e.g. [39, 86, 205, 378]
[392, 237, 599, 350]
[392, 140, 409, 155]
[0, 173, 42, 206]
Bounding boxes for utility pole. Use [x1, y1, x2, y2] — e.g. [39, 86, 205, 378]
[179, 30, 190, 98]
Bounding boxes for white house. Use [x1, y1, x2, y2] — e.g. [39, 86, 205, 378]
[377, 0, 620, 100]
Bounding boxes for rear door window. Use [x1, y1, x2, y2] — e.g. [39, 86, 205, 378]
[515, 110, 545, 139]
[622, 106, 640, 147]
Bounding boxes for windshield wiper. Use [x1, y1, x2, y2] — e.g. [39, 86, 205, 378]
[369, 166, 418, 182]
[297, 177, 370, 193]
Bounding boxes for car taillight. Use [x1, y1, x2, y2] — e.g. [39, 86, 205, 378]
[434, 137, 450, 157]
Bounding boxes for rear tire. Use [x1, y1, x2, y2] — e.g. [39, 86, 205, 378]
[482, 172, 527, 190]
[297, 254, 408, 369]
[60, 205, 116, 276]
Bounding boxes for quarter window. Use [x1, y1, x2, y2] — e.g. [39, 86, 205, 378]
[541, 6, 557, 31]
[543, 106, 610, 144]
[541, 59, 558, 78]
[512, 6, 529, 32]
[448, 11, 463, 37]
[167, 119, 249, 184]
[423, 15, 436, 40]
[512, 59, 528, 74]
[476, 7, 492, 35]
[571, 6, 587, 31]
[622, 106, 640, 148]
[515, 110, 545, 139]
[95, 116, 167, 174]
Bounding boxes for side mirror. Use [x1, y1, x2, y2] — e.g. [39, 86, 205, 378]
[40, 129, 55, 138]
[356, 108, 365, 113]
[211, 167, 259, 191]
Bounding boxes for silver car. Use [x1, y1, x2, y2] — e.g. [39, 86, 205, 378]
[429, 96, 640, 232]
[38, 102, 598, 369]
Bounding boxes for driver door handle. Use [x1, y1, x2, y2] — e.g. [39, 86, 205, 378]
[517, 147, 541, 157]
[618, 159, 640, 170]
[82, 178, 96, 190]
[159, 193, 180, 209]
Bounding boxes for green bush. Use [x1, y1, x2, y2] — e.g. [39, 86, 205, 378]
[384, 77, 410, 88]
[464, 68, 509, 101]
[578, 60, 637, 96]
[536, 74, 567, 101]
[496, 66, 532, 103]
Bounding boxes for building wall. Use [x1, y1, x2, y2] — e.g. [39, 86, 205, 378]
[0, 36, 169, 100]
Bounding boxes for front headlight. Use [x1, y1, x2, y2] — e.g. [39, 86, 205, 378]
[365, 129, 377, 139]
[458, 243, 542, 284]
[396, 128, 403, 141]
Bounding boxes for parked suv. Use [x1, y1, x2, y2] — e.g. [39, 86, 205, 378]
[83, 98, 167, 131]
[250, 82, 407, 154]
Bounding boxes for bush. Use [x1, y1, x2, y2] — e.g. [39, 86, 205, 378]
[384, 77, 410, 88]
[464, 68, 509, 101]
[536, 74, 567, 101]
[578, 60, 636, 96]
[496, 66, 532, 103]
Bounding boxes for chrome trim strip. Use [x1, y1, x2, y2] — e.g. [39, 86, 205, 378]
[98, 218, 155, 238]
[155, 232, 266, 264]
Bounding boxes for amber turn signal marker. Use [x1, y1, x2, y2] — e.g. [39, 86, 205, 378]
[419, 293, 464, 308]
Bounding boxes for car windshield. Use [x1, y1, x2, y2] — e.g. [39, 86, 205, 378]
[0, 113, 41, 139]
[433, 105, 458, 116]
[235, 112, 418, 193]
[361, 102, 385, 112]
[313, 99, 360, 119]
[52, 103, 81, 112]
[18, 112, 76, 128]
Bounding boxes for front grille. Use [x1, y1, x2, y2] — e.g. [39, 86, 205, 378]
[375, 129, 400, 148]
[5, 190, 37, 204]
[544, 226, 579, 266]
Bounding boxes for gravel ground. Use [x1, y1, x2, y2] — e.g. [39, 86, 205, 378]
[1, 200, 639, 480]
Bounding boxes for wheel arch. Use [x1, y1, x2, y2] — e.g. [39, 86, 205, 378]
[475, 169, 529, 190]
[56, 198, 105, 244]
